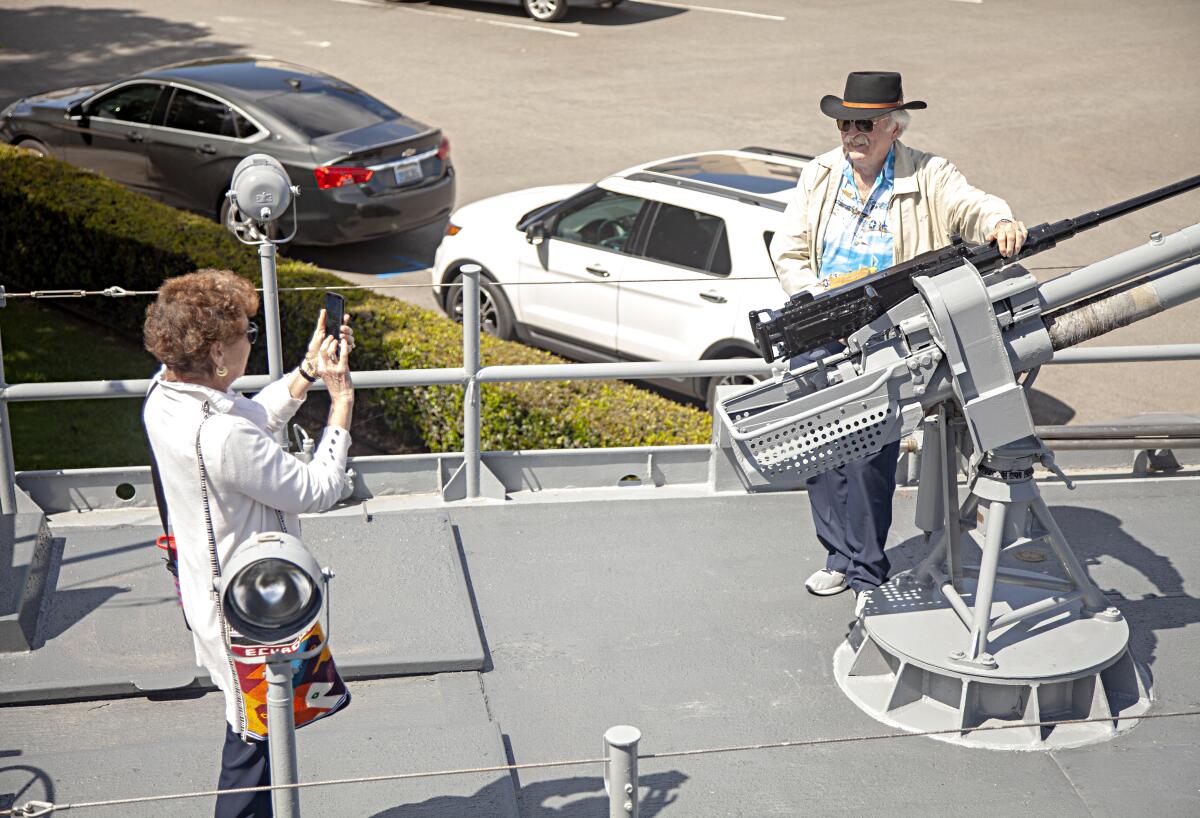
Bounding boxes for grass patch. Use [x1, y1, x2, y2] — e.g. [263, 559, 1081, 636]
[3, 299, 158, 470]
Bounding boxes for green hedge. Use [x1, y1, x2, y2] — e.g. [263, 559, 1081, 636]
[0, 144, 711, 452]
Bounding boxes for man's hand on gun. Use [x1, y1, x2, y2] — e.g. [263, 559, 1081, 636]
[986, 219, 1029, 257]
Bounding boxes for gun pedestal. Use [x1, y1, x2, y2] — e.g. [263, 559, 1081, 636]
[833, 405, 1149, 749]
[715, 234, 1200, 748]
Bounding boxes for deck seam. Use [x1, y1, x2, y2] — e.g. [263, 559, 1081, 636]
[1048, 750, 1098, 817]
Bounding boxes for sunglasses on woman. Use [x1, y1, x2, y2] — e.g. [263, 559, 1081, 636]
[837, 118, 883, 133]
[245, 321, 259, 345]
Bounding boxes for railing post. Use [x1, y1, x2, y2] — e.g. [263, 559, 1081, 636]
[264, 658, 301, 818]
[604, 725, 641, 818]
[0, 323, 17, 514]
[260, 242, 284, 382]
[461, 264, 482, 500]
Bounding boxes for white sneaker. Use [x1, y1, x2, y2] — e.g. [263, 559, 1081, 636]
[854, 588, 873, 618]
[805, 569, 849, 596]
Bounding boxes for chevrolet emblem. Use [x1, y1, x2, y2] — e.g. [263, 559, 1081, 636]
[402, 148, 416, 158]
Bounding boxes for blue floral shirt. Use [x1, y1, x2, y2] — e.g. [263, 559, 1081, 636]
[818, 146, 896, 286]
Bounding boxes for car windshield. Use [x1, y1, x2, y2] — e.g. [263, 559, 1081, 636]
[646, 154, 800, 194]
[258, 83, 400, 138]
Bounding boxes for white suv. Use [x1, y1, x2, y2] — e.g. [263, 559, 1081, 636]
[432, 148, 809, 408]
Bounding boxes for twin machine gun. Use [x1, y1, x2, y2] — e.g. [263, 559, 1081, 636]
[716, 175, 1200, 748]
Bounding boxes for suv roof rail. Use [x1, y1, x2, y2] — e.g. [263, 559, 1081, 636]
[739, 146, 815, 161]
[624, 172, 787, 213]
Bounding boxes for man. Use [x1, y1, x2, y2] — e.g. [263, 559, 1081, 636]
[770, 71, 1027, 614]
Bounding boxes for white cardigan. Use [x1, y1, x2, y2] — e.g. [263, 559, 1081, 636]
[144, 370, 351, 729]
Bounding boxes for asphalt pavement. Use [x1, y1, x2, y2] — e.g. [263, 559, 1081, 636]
[1, 0, 1197, 421]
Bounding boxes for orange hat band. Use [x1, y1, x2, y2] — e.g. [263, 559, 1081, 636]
[842, 100, 903, 109]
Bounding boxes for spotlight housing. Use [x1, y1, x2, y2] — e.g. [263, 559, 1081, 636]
[225, 153, 301, 244]
[217, 532, 325, 645]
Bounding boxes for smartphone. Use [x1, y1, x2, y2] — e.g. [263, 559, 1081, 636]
[324, 292, 345, 358]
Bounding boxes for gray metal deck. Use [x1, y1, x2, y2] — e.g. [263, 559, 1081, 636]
[2, 454, 1198, 816]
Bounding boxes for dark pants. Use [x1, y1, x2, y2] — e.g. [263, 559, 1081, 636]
[217, 725, 272, 818]
[797, 342, 900, 593]
[806, 439, 902, 592]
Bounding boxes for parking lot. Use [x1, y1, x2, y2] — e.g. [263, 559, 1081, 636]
[2, 0, 1198, 422]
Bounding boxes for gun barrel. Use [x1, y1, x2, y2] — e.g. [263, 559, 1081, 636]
[1045, 256, 1200, 351]
[1070, 173, 1200, 234]
[1039, 222, 1200, 311]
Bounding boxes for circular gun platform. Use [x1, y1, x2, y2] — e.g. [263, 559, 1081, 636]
[833, 576, 1151, 749]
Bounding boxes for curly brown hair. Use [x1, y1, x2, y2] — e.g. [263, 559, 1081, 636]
[143, 269, 259, 377]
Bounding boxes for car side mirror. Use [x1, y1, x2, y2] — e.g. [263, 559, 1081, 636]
[65, 102, 85, 120]
[525, 222, 547, 246]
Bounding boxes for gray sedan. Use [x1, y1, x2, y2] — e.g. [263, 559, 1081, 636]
[0, 57, 455, 246]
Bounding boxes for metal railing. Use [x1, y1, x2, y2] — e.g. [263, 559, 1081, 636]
[1, 269, 1199, 511]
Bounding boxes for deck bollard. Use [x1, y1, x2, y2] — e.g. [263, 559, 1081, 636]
[460, 263, 482, 500]
[604, 725, 641, 818]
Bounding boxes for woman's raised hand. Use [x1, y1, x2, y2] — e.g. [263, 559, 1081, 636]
[309, 309, 354, 403]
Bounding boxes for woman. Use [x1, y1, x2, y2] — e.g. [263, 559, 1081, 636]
[142, 268, 355, 818]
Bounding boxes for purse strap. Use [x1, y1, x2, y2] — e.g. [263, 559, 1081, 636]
[196, 400, 288, 741]
[196, 402, 288, 597]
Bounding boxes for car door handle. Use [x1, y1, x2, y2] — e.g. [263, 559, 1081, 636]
[585, 265, 610, 278]
[700, 291, 727, 304]
[196, 144, 217, 155]
[125, 131, 144, 143]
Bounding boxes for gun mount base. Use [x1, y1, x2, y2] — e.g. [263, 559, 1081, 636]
[833, 409, 1151, 749]
[833, 578, 1150, 750]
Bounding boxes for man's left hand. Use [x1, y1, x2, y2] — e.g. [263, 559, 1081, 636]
[986, 219, 1028, 258]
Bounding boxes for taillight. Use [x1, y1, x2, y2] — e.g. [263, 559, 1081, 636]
[437, 136, 450, 162]
[313, 165, 374, 190]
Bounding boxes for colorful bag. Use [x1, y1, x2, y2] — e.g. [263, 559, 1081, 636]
[229, 622, 350, 740]
[196, 401, 350, 741]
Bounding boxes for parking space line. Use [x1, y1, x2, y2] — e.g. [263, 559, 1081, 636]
[376, 268, 431, 279]
[480, 18, 580, 36]
[635, 0, 786, 20]
[328, 0, 582, 36]
[392, 3, 473, 19]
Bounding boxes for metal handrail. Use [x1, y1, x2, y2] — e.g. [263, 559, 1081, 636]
[1, 263, 1199, 506]
[2, 345, 1199, 403]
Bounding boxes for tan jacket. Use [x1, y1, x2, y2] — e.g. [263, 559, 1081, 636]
[770, 141, 1014, 296]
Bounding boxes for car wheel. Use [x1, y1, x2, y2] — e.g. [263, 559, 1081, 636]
[15, 139, 51, 158]
[446, 271, 516, 341]
[704, 356, 765, 412]
[523, 0, 569, 22]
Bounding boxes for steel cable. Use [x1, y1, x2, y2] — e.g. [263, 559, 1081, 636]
[0, 266, 1087, 300]
[3, 708, 1198, 816]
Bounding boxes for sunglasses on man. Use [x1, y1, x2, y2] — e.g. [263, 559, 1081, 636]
[837, 118, 885, 133]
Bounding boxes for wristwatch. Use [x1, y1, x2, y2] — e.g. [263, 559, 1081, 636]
[298, 362, 318, 383]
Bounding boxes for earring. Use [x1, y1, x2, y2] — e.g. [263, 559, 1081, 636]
[215, 365, 229, 377]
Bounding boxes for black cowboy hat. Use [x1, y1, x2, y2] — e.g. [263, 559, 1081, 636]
[820, 71, 927, 120]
